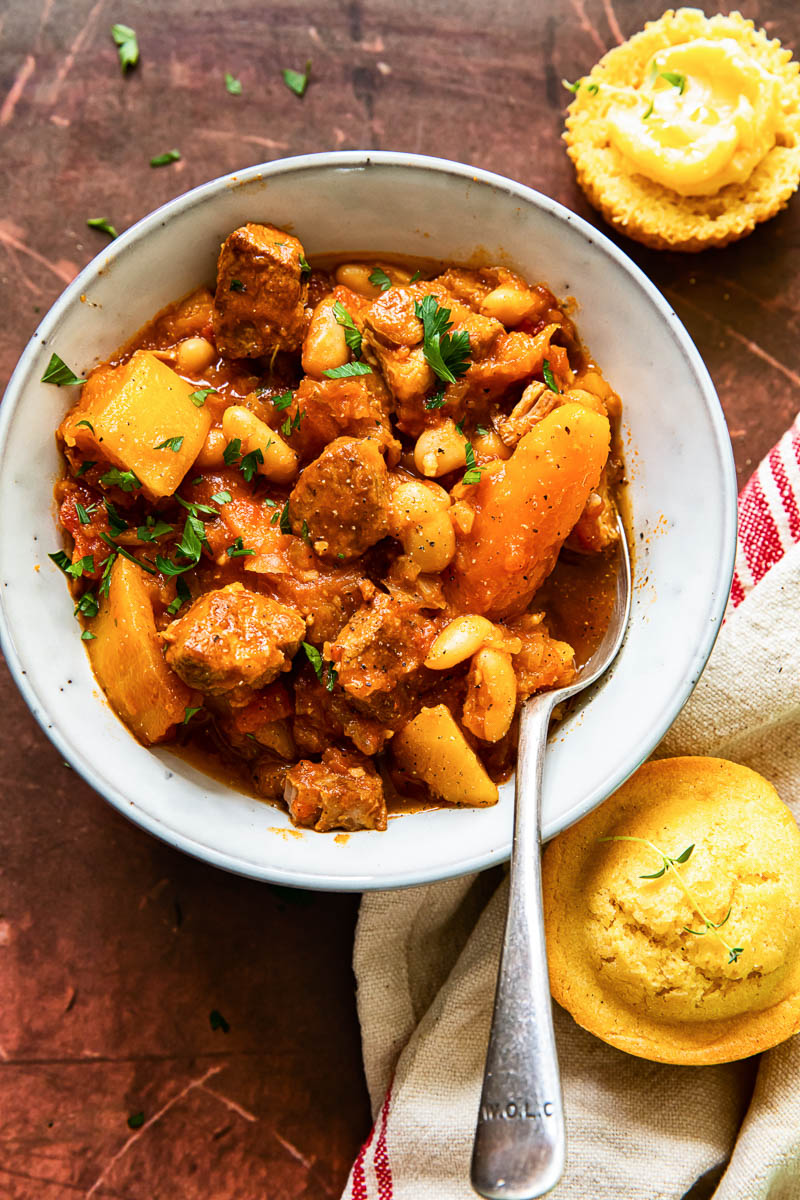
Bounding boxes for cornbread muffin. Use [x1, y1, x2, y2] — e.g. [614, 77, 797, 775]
[543, 757, 800, 1064]
[564, 9, 800, 251]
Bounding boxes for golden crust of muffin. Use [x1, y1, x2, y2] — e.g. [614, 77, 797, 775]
[564, 8, 800, 251]
[543, 757, 800, 1064]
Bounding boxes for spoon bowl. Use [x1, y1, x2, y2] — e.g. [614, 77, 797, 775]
[471, 516, 632, 1199]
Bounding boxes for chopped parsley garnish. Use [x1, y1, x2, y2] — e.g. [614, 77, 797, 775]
[75, 419, 95, 433]
[302, 641, 338, 691]
[211, 490, 232, 505]
[424, 392, 446, 410]
[300, 519, 311, 545]
[226, 536, 255, 558]
[240, 448, 264, 482]
[229, 278, 245, 292]
[299, 254, 311, 275]
[278, 500, 292, 534]
[189, 388, 217, 407]
[183, 706, 201, 724]
[176, 495, 219, 517]
[98, 531, 156, 574]
[49, 551, 94, 578]
[282, 60, 311, 97]
[209, 1009, 230, 1033]
[414, 295, 471, 384]
[462, 442, 482, 486]
[542, 359, 560, 393]
[99, 467, 142, 492]
[74, 591, 99, 619]
[41, 353, 85, 387]
[223, 438, 242, 465]
[660, 70, 686, 95]
[136, 517, 174, 542]
[104, 497, 127, 536]
[165, 575, 191, 616]
[368, 267, 392, 292]
[332, 300, 363, 356]
[454, 418, 465, 436]
[409, 269, 421, 283]
[154, 435, 184, 452]
[224, 72, 242, 95]
[127, 1111, 145, 1130]
[323, 361, 372, 379]
[99, 554, 115, 597]
[155, 497, 217, 576]
[280, 406, 304, 438]
[476, 424, 488, 436]
[643, 98, 654, 120]
[111, 23, 138, 72]
[150, 149, 181, 167]
[87, 217, 118, 239]
[75, 501, 97, 525]
[76, 460, 96, 477]
[272, 391, 294, 411]
[81, 629, 97, 641]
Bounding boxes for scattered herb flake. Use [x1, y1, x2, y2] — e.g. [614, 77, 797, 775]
[127, 1111, 145, 1130]
[104, 498, 128, 536]
[150, 149, 181, 167]
[223, 438, 242, 465]
[279, 500, 291, 535]
[87, 217, 118, 239]
[98, 531, 156, 573]
[81, 629, 97, 640]
[111, 23, 138, 72]
[76, 460, 96, 477]
[136, 518, 174, 543]
[74, 591, 99, 619]
[643, 97, 654, 119]
[272, 391, 294, 411]
[368, 267, 392, 292]
[323, 361, 372, 379]
[154, 435, 184, 452]
[280, 406, 304, 438]
[301, 641, 337, 691]
[183, 706, 201, 724]
[424, 392, 446, 410]
[166, 575, 192, 616]
[210, 1009, 230, 1033]
[332, 300, 363, 356]
[224, 71, 242, 95]
[542, 359, 560, 393]
[239, 448, 264, 482]
[99, 466, 142, 492]
[298, 254, 311, 275]
[41, 353, 85, 387]
[189, 387, 217, 407]
[211, 490, 232, 505]
[409, 269, 421, 283]
[229, 278, 245, 292]
[75, 419, 95, 433]
[48, 550, 73, 575]
[282, 60, 311, 97]
[75, 501, 96, 525]
[226, 536, 255, 558]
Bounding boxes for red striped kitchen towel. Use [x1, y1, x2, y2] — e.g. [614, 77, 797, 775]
[341, 414, 800, 1200]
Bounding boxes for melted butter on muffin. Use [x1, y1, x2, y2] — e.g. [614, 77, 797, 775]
[606, 39, 782, 195]
[543, 758, 800, 1064]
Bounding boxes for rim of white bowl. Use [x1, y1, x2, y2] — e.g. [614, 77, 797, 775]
[0, 151, 737, 890]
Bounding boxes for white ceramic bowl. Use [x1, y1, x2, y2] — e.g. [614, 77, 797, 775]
[0, 152, 736, 890]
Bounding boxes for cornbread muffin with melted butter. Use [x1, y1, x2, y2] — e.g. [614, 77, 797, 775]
[543, 757, 800, 1063]
[564, 9, 800, 250]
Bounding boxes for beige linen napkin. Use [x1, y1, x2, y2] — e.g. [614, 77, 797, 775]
[342, 417, 800, 1200]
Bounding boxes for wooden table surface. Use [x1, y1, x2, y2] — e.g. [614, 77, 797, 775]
[2, 1, 799, 1195]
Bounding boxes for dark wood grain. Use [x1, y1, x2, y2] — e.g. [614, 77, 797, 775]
[2, 1, 799, 1195]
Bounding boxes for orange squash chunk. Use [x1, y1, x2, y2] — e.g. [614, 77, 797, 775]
[61, 350, 211, 501]
[87, 556, 191, 743]
[447, 402, 610, 619]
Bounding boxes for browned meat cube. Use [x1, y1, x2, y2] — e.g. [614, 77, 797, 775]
[213, 223, 307, 358]
[284, 748, 387, 832]
[162, 583, 305, 700]
[290, 373, 400, 465]
[292, 668, 390, 757]
[288, 436, 390, 561]
[251, 756, 289, 800]
[328, 592, 438, 725]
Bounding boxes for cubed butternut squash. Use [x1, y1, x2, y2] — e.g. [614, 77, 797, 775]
[86, 555, 191, 743]
[447, 402, 610, 619]
[62, 350, 212, 500]
[392, 704, 498, 807]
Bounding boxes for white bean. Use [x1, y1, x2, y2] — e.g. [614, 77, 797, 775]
[403, 510, 456, 573]
[302, 298, 350, 378]
[480, 283, 535, 327]
[414, 420, 468, 478]
[175, 336, 216, 374]
[194, 427, 227, 469]
[462, 647, 517, 742]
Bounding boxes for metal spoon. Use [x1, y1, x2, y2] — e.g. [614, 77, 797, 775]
[471, 517, 632, 1199]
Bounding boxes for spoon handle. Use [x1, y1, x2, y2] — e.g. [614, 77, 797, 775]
[471, 694, 566, 1200]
